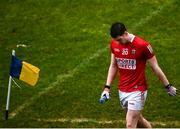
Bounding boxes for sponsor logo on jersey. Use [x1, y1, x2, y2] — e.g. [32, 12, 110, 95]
[116, 58, 136, 70]
[122, 48, 128, 55]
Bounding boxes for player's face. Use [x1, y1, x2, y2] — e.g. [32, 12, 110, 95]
[115, 32, 129, 44]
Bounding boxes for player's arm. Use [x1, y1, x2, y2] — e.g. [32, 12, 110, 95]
[105, 53, 118, 92]
[147, 56, 177, 96]
[99, 53, 118, 104]
[147, 56, 169, 86]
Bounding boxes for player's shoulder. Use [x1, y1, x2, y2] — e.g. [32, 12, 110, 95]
[111, 39, 118, 47]
[111, 39, 117, 44]
[134, 35, 150, 47]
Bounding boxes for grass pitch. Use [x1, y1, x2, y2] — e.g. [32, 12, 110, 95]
[0, 0, 180, 127]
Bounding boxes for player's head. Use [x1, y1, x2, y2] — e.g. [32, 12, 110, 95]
[110, 22, 129, 44]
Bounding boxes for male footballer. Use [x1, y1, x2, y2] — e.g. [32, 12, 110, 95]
[99, 22, 177, 128]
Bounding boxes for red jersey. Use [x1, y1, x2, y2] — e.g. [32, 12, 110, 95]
[111, 35, 154, 92]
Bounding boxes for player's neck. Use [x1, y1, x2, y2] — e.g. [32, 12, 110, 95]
[119, 33, 135, 45]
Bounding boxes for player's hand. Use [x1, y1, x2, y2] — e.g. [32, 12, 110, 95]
[165, 84, 177, 96]
[99, 90, 110, 104]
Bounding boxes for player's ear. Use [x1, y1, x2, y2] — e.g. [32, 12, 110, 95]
[124, 31, 128, 36]
[123, 31, 129, 39]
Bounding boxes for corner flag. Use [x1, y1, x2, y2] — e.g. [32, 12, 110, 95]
[5, 50, 40, 120]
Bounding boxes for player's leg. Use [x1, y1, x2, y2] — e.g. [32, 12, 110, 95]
[126, 109, 141, 128]
[137, 114, 152, 128]
[119, 90, 148, 128]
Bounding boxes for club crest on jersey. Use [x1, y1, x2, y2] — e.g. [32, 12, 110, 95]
[114, 48, 120, 52]
[122, 48, 128, 55]
[131, 49, 136, 54]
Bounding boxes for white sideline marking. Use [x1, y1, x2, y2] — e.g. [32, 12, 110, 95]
[10, 0, 174, 119]
[16, 44, 28, 48]
[36, 118, 180, 126]
[36, 118, 124, 124]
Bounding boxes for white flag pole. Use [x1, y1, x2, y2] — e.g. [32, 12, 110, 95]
[5, 50, 15, 120]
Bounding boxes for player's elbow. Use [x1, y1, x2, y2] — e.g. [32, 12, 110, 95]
[151, 64, 161, 75]
[108, 63, 118, 75]
[110, 63, 117, 69]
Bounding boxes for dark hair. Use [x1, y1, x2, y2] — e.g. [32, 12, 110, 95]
[110, 22, 127, 38]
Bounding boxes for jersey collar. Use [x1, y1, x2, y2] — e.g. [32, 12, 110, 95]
[128, 33, 135, 43]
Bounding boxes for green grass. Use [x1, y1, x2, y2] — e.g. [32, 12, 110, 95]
[0, 0, 180, 127]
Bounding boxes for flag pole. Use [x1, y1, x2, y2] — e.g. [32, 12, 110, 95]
[5, 50, 15, 120]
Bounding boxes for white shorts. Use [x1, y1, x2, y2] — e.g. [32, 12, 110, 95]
[119, 90, 147, 111]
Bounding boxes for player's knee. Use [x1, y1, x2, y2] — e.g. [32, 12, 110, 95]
[126, 119, 138, 128]
[126, 121, 135, 128]
[126, 114, 139, 128]
[126, 123, 132, 128]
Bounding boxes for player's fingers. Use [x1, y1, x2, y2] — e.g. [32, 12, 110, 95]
[168, 92, 176, 96]
[171, 92, 176, 96]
